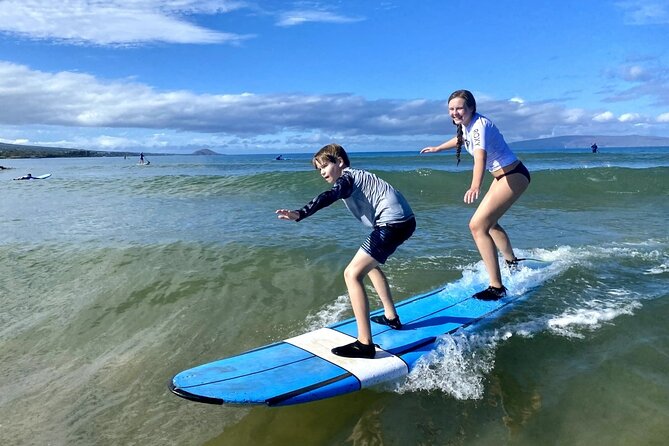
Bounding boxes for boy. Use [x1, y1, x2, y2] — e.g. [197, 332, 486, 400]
[276, 144, 415, 359]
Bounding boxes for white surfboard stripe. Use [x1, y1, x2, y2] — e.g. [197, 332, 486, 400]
[285, 327, 408, 388]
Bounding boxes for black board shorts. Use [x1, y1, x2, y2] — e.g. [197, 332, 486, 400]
[361, 217, 416, 264]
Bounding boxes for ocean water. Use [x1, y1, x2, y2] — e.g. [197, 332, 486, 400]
[1, 148, 668, 446]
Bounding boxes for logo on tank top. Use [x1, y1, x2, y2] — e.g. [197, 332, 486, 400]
[472, 128, 481, 148]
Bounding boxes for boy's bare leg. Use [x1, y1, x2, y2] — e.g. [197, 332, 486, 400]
[367, 266, 398, 319]
[343, 249, 379, 345]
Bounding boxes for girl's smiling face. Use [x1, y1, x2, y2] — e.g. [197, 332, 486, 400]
[448, 97, 474, 126]
[315, 158, 345, 184]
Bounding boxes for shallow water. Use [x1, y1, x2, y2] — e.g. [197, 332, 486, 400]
[1, 148, 668, 445]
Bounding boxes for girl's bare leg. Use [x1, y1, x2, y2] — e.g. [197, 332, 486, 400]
[469, 174, 529, 287]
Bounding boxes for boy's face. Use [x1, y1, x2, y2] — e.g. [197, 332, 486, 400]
[315, 158, 345, 184]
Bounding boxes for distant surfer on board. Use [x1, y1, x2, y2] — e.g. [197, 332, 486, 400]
[13, 173, 34, 180]
[421, 90, 530, 301]
[591, 143, 598, 153]
[276, 144, 415, 359]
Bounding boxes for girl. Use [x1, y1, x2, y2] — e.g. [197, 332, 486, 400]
[421, 90, 530, 301]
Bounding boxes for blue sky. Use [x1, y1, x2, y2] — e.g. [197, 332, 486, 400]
[0, 0, 668, 154]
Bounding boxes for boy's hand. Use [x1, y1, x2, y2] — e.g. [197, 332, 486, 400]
[275, 209, 299, 221]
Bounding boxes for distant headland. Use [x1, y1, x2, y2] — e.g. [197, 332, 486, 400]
[2, 135, 668, 159]
[0, 141, 144, 159]
[0, 141, 219, 159]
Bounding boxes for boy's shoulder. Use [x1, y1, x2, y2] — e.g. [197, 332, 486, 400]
[343, 166, 373, 180]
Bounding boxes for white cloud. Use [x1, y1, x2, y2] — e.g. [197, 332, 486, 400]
[0, 0, 252, 45]
[563, 108, 587, 124]
[619, 113, 641, 122]
[657, 112, 669, 122]
[593, 111, 616, 122]
[620, 65, 650, 82]
[617, 0, 669, 25]
[0, 61, 443, 136]
[276, 9, 364, 27]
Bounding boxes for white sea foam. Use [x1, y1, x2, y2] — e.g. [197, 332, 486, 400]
[388, 245, 653, 398]
[644, 262, 668, 275]
[388, 251, 567, 399]
[390, 333, 496, 400]
[546, 299, 642, 338]
[304, 294, 352, 331]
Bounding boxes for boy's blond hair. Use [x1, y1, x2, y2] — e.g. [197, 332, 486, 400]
[312, 143, 351, 169]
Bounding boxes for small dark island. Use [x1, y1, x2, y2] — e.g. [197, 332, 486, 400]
[192, 149, 219, 155]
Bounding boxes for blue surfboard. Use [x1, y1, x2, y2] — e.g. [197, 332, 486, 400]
[170, 260, 549, 406]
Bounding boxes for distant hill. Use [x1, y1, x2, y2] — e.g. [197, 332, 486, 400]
[509, 135, 669, 150]
[0, 141, 138, 159]
[193, 148, 219, 155]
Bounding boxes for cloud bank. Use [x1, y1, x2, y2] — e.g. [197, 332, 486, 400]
[1, 61, 667, 152]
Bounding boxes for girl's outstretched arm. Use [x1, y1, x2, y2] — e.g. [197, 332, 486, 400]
[420, 136, 458, 154]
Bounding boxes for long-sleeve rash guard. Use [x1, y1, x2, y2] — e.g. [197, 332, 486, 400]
[296, 167, 414, 228]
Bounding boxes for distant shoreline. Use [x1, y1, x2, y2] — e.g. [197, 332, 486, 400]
[0, 142, 146, 159]
[2, 134, 669, 159]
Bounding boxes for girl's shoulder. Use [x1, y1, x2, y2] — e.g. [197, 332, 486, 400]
[469, 113, 499, 133]
[473, 113, 494, 126]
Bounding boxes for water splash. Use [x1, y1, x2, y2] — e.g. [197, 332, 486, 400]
[392, 333, 496, 400]
[387, 244, 656, 399]
[303, 294, 352, 331]
[546, 298, 642, 338]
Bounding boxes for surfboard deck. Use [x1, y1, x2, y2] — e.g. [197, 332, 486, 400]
[170, 260, 548, 407]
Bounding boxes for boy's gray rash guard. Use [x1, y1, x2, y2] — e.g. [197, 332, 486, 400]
[295, 167, 414, 228]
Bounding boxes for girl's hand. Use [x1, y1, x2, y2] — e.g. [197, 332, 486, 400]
[463, 187, 480, 204]
[420, 146, 439, 154]
[275, 209, 299, 221]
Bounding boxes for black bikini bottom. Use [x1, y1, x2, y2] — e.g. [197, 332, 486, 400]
[495, 161, 530, 183]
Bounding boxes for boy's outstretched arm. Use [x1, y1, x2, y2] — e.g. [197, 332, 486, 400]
[275, 209, 300, 221]
[276, 174, 353, 222]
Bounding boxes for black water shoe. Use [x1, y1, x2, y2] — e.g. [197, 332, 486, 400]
[371, 314, 402, 330]
[473, 285, 507, 301]
[506, 258, 528, 272]
[331, 340, 376, 359]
